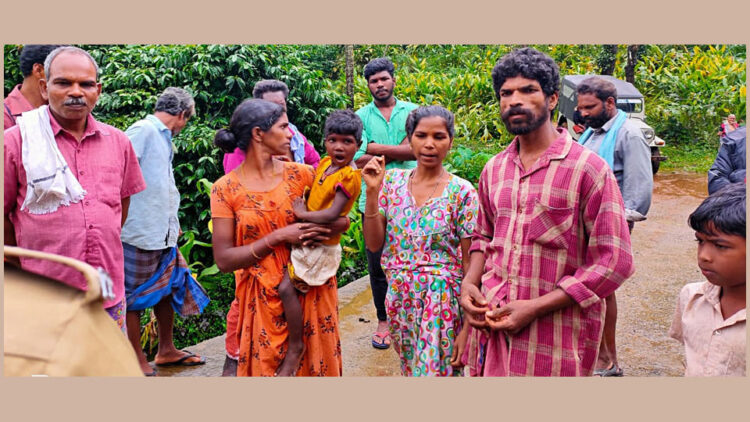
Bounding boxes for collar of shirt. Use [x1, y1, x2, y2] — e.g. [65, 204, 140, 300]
[48, 110, 106, 140]
[700, 282, 747, 328]
[365, 97, 407, 114]
[145, 114, 173, 141]
[5, 84, 34, 116]
[507, 128, 572, 175]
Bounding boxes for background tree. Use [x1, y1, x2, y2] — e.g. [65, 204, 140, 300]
[596, 44, 619, 75]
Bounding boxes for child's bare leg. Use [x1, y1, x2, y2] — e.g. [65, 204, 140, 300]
[276, 271, 305, 376]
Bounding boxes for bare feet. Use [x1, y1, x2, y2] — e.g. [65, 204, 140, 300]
[275, 343, 305, 377]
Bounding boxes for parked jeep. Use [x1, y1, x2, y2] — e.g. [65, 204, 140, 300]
[558, 74, 667, 174]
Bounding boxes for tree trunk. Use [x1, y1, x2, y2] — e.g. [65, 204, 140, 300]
[597, 44, 618, 75]
[345, 45, 354, 110]
[625, 45, 643, 84]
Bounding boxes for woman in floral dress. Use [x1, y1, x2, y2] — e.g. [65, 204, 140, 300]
[362, 105, 479, 376]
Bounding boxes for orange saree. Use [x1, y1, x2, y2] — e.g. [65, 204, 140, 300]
[210, 162, 342, 376]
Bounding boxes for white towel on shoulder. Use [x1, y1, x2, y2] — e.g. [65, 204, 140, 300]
[17, 105, 86, 214]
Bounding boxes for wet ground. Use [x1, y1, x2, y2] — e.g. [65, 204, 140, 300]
[615, 171, 708, 376]
[156, 172, 707, 377]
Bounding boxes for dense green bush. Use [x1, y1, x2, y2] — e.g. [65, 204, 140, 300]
[636, 45, 746, 145]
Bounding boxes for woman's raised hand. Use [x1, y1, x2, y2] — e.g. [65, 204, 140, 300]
[362, 155, 386, 191]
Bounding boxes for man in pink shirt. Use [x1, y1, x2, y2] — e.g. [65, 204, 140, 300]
[459, 48, 634, 376]
[4, 46, 146, 331]
[4, 45, 62, 129]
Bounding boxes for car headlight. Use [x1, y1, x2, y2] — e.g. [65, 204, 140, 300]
[641, 128, 655, 140]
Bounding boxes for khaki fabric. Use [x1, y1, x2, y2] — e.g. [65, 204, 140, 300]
[3, 246, 143, 377]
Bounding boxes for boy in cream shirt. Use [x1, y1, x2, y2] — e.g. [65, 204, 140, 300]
[669, 183, 746, 376]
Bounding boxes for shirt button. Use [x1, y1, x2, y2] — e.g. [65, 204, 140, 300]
[88, 225, 94, 229]
[714, 329, 721, 336]
[85, 201, 90, 206]
[79, 171, 84, 175]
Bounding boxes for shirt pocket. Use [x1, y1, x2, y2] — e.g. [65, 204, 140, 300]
[526, 199, 574, 250]
[97, 166, 123, 208]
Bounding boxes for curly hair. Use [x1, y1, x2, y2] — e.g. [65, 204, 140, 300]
[491, 47, 560, 99]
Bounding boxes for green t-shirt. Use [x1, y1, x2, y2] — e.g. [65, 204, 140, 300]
[354, 98, 419, 212]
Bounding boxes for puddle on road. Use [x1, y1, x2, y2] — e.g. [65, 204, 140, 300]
[653, 172, 708, 199]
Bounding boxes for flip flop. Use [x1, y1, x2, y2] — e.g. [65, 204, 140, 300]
[155, 350, 206, 367]
[593, 363, 624, 377]
[371, 332, 391, 350]
[145, 369, 158, 377]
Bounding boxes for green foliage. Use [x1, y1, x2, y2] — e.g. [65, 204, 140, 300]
[661, 143, 718, 174]
[444, 146, 497, 187]
[337, 209, 368, 287]
[636, 45, 746, 144]
[3, 45, 23, 95]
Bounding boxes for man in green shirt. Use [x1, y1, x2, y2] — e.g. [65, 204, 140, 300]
[354, 57, 418, 350]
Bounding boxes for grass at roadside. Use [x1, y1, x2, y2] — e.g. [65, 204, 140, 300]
[660, 141, 718, 174]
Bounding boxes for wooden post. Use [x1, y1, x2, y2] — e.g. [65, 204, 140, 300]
[345, 45, 354, 110]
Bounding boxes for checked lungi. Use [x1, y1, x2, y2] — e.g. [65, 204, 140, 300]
[123, 243, 210, 316]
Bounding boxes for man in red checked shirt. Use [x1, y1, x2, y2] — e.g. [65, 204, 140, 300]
[459, 47, 634, 376]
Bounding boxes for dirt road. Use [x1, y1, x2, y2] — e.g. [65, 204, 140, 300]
[616, 172, 708, 376]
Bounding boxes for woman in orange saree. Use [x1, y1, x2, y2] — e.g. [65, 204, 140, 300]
[210, 99, 347, 376]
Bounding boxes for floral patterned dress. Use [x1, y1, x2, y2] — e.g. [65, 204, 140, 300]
[378, 169, 478, 376]
[210, 162, 342, 376]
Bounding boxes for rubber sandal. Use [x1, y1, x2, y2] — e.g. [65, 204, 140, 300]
[594, 363, 624, 377]
[155, 350, 206, 367]
[371, 332, 391, 350]
[145, 369, 158, 377]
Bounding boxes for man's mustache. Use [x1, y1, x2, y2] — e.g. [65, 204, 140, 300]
[501, 106, 532, 120]
[63, 98, 87, 106]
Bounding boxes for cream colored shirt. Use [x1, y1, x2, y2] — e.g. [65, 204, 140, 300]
[669, 281, 746, 376]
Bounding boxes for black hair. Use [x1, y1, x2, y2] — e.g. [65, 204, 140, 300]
[689, 182, 746, 238]
[405, 105, 455, 139]
[577, 77, 618, 103]
[213, 99, 285, 153]
[491, 47, 560, 100]
[19, 44, 63, 77]
[363, 57, 395, 81]
[324, 109, 363, 145]
[252, 79, 289, 99]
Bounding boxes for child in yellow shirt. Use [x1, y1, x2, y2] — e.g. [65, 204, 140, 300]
[275, 109, 363, 376]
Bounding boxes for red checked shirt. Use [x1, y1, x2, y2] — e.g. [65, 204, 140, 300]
[3, 85, 34, 129]
[470, 129, 634, 376]
[4, 112, 146, 308]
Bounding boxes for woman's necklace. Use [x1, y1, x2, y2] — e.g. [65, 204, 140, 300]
[408, 168, 446, 207]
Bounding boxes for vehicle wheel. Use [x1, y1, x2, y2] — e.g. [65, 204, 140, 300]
[651, 148, 661, 175]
